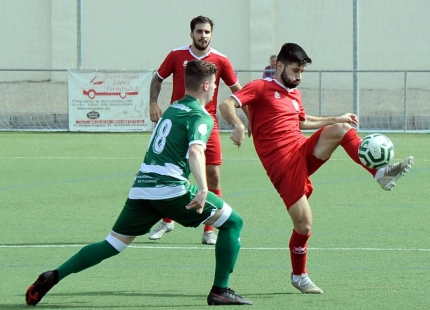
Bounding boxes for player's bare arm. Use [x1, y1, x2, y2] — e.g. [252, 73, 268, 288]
[186, 143, 209, 214]
[228, 83, 252, 137]
[229, 83, 242, 94]
[149, 74, 164, 123]
[299, 113, 358, 130]
[219, 97, 245, 147]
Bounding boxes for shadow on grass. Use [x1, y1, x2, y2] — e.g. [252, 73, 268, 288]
[0, 240, 209, 247]
[5, 290, 295, 309]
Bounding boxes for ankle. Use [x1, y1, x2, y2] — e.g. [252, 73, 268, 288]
[211, 286, 227, 294]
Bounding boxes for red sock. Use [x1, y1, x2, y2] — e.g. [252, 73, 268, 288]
[204, 189, 222, 232]
[340, 128, 376, 176]
[162, 218, 173, 223]
[289, 230, 311, 275]
[209, 188, 222, 198]
[204, 225, 214, 232]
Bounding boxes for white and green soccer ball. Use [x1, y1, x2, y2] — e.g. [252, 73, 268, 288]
[358, 133, 394, 169]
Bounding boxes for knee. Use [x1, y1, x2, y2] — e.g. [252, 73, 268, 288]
[233, 212, 243, 230]
[324, 123, 353, 142]
[293, 222, 312, 235]
[294, 226, 311, 235]
[218, 209, 243, 231]
[106, 232, 133, 252]
[206, 166, 221, 188]
[337, 123, 353, 135]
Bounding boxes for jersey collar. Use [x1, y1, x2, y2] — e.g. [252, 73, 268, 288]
[188, 45, 212, 60]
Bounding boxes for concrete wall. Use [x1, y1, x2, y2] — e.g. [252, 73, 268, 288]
[1, 0, 429, 86]
[0, 0, 51, 80]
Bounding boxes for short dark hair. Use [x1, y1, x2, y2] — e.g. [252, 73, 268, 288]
[185, 60, 218, 91]
[190, 16, 214, 32]
[277, 43, 312, 66]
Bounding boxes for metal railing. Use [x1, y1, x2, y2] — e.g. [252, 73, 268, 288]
[1, 69, 429, 132]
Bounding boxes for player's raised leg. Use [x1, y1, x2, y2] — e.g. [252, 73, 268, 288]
[376, 156, 414, 191]
[315, 125, 413, 191]
[338, 128, 414, 190]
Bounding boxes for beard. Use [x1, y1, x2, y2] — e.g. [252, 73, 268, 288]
[192, 37, 210, 51]
[280, 68, 300, 89]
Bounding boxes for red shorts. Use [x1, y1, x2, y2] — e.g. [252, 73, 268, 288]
[269, 128, 327, 209]
[205, 118, 222, 166]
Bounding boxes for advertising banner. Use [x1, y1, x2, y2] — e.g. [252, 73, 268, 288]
[68, 70, 153, 132]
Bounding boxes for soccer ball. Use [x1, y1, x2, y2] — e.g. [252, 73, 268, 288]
[358, 134, 394, 169]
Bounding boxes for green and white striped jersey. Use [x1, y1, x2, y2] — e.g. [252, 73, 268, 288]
[129, 95, 214, 200]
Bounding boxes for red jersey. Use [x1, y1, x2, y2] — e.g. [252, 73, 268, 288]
[157, 45, 238, 116]
[232, 78, 308, 176]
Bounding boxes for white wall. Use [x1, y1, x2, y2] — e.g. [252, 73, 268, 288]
[77, 0, 250, 71]
[51, 0, 77, 71]
[1, 0, 429, 87]
[0, 0, 51, 80]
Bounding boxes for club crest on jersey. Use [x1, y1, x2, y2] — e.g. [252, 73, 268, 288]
[291, 100, 299, 111]
[198, 124, 208, 135]
[274, 91, 281, 99]
[183, 60, 188, 67]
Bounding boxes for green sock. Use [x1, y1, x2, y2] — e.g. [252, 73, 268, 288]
[213, 210, 243, 288]
[56, 240, 120, 281]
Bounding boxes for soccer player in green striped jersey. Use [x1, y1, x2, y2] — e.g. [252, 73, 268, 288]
[25, 60, 252, 306]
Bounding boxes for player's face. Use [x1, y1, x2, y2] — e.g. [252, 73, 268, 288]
[279, 62, 306, 89]
[191, 23, 213, 51]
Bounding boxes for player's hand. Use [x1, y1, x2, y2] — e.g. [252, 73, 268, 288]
[341, 113, 359, 125]
[149, 102, 163, 123]
[230, 124, 245, 147]
[185, 190, 208, 214]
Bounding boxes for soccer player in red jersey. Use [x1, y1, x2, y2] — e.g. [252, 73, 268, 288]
[148, 16, 247, 245]
[219, 42, 413, 293]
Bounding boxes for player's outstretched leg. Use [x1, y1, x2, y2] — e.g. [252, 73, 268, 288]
[148, 220, 174, 240]
[26, 270, 58, 306]
[291, 273, 323, 294]
[376, 156, 414, 191]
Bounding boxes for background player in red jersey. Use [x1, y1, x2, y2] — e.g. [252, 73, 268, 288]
[148, 15, 247, 245]
[219, 43, 413, 293]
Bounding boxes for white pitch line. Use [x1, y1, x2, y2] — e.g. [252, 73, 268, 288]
[0, 244, 429, 252]
[0, 156, 139, 160]
[1, 156, 428, 162]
